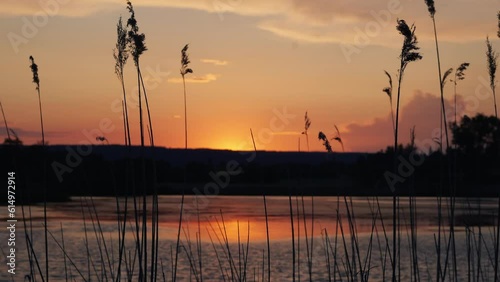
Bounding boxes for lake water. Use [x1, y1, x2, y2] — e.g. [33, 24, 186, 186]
[1, 196, 498, 281]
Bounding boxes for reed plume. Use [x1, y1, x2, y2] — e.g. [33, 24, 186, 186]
[383, 70, 395, 134]
[29, 56, 44, 146]
[318, 131, 332, 153]
[331, 125, 345, 152]
[394, 19, 422, 154]
[486, 37, 498, 118]
[181, 43, 193, 149]
[453, 62, 469, 124]
[497, 11, 500, 38]
[126, 1, 146, 66]
[114, 15, 131, 146]
[424, 0, 435, 18]
[441, 68, 453, 88]
[301, 111, 312, 151]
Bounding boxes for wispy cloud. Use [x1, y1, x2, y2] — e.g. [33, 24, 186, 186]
[258, 22, 341, 44]
[1, 0, 496, 45]
[168, 73, 218, 84]
[201, 59, 228, 66]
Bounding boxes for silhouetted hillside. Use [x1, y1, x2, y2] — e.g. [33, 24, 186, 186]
[1, 144, 499, 204]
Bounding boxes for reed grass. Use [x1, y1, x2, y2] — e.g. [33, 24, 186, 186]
[425, 3, 464, 278]
[28, 55, 51, 282]
[317, 131, 332, 153]
[425, 0, 451, 152]
[16, 186, 500, 281]
[382, 71, 395, 135]
[181, 44, 193, 149]
[486, 35, 500, 282]
[173, 194, 185, 282]
[498, 11, 500, 38]
[486, 37, 498, 118]
[301, 111, 311, 152]
[453, 63, 470, 126]
[126, 0, 145, 146]
[392, 18, 422, 282]
[288, 194, 296, 282]
[114, 15, 131, 147]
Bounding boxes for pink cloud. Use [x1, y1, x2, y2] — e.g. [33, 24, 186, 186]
[343, 91, 465, 152]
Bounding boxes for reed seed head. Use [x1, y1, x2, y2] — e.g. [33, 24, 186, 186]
[331, 124, 345, 152]
[126, 1, 147, 66]
[304, 111, 311, 133]
[396, 19, 422, 71]
[497, 11, 500, 38]
[114, 15, 129, 78]
[29, 56, 40, 90]
[318, 131, 332, 153]
[455, 62, 470, 82]
[424, 0, 436, 17]
[181, 44, 193, 76]
[383, 70, 393, 100]
[441, 68, 453, 88]
[486, 37, 498, 90]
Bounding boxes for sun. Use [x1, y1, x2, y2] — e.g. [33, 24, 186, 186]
[209, 137, 254, 151]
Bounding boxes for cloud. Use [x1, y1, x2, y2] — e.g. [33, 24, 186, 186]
[341, 91, 466, 152]
[167, 73, 218, 84]
[258, 21, 341, 44]
[1, 0, 496, 45]
[201, 59, 228, 66]
[0, 1, 117, 18]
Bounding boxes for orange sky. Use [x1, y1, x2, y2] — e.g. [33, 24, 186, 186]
[0, 0, 499, 152]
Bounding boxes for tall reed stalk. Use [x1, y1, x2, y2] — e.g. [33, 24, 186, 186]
[114, 19, 132, 280]
[391, 19, 422, 282]
[126, 0, 152, 147]
[486, 37, 498, 118]
[425, 0, 451, 152]
[448, 62, 468, 282]
[181, 44, 193, 149]
[114, 15, 131, 146]
[29, 55, 49, 281]
[126, 2, 159, 281]
[486, 35, 499, 282]
[249, 129, 271, 281]
[113, 13, 135, 281]
[29, 56, 45, 146]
